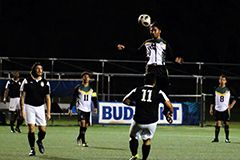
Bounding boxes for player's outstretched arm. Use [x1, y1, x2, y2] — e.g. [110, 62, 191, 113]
[175, 57, 184, 64]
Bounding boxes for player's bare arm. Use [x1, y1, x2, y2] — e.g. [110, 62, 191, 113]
[228, 99, 237, 110]
[122, 98, 131, 106]
[209, 104, 214, 115]
[20, 91, 25, 118]
[45, 94, 51, 120]
[3, 88, 9, 103]
[165, 100, 174, 114]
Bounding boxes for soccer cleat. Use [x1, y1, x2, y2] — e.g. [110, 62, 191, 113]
[29, 149, 36, 156]
[225, 139, 231, 143]
[10, 129, 16, 133]
[82, 143, 88, 147]
[36, 140, 45, 154]
[211, 138, 219, 143]
[129, 154, 139, 160]
[15, 128, 21, 133]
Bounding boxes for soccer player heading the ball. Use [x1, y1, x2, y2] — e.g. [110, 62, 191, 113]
[123, 73, 174, 160]
[117, 21, 183, 123]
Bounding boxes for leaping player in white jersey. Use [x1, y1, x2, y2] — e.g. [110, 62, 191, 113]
[68, 71, 98, 147]
[209, 74, 238, 143]
[116, 21, 183, 124]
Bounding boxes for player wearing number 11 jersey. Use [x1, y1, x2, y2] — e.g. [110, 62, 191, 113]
[123, 73, 173, 160]
[69, 71, 98, 147]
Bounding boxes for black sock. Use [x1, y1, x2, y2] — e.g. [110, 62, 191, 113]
[10, 121, 15, 131]
[28, 132, 35, 149]
[142, 144, 151, 160]
[77, 127, 82, 140]
[215, 126, 220, 140]
[224, 125, 229, 140]
[16, 118, 23, 129]
[129, 137, 138, 156]
[81, 127, 87, 143]
[38, 130, 46, 142]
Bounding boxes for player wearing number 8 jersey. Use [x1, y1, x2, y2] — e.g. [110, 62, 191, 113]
[69, 71, 98, 147]
[123, 73, 173, 160]
[209, 74, 238, 143]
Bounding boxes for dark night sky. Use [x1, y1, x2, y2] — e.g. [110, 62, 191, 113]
[1, 0, 240, 63]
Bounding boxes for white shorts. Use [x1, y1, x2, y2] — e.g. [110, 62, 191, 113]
[129, 121, 157, 140]
[9, 98, 20, 111]
[25, 104, 46, 126]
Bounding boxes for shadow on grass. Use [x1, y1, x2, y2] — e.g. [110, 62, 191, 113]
[90, 146, 127, 151]
[39, 154, 128, 160]
[39, 155, 78, 160]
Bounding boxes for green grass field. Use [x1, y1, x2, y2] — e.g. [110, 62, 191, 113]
[1, 123, 240, 160]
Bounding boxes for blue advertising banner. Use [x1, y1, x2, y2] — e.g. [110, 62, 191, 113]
[98, 102, 199, 125]
[99, 102, 184, 125]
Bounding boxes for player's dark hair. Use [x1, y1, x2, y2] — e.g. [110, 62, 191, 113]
[10, 70, 19, 78]
[81, 71, 92, 78]
[144, 73, 156, 85]
[220, 74, 228, 81]
[150, 21, 162, 30]
[30, 62, 42, 78]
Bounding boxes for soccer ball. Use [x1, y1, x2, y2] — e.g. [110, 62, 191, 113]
[138, 14, 151, 27]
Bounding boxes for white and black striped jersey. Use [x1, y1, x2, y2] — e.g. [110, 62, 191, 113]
[20, 76, 51, 106]
[5, 79, 23, 98]
[138, 38, 175, 66]
[123, 85, 169, 124]
[212, 86, 238, 112]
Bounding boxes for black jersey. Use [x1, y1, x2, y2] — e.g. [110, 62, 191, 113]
[5, 79, 23, 98]
[123, 85, 169, 124]
[21, 76, 50, 106]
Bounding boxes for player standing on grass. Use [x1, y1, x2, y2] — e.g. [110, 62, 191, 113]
[117, 21, 183, 123]
[69, 71, 98, 147]
[209, 74, 237, 143]
[3, 71, 24, 133]
[20, 62, 51, 156]
[122, 73, 174, 160]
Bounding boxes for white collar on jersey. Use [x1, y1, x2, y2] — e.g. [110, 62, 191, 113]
[144, 85, 154, 87]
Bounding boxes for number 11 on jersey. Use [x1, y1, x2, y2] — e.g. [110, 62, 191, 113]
[141, 89, 152, 102]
